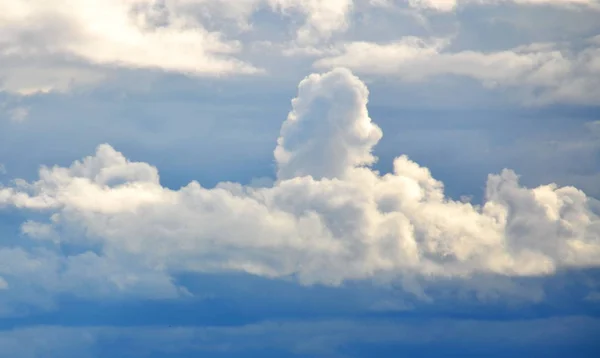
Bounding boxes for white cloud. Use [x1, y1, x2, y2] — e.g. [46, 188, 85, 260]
[375, 0, 600, 12]
[0, 246, 185, 315]
[0, 0, 358, 74]
[275, 68, 382, 180]
[176, 0, 355, 43]
[314, 37, 600, 104]
[0, 0, 357, 94]
[1, 0, 598, 97]
[1, 68, 599, 308]
[0, 0, 261, 94]
[269, 0, 354, 44]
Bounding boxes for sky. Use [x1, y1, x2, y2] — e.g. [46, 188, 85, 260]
[0, 0, 600, 357]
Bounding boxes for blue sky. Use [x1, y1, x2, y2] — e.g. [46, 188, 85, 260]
[1, 1, 600, 357]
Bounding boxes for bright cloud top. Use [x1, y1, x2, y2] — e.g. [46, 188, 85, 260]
[1, 68, 600, 309]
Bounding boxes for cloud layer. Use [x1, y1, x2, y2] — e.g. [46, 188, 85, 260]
[0, 0, 258, 93]
[0, 0, 355, 93]
[1, 68, 599, 311]
[315, 37, 600, 104]
[2, 0, 599, 104]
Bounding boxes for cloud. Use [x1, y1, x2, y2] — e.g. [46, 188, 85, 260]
[0, 0, 360, 93]
[0, 68, 599, 309]
[374, 0, 600, 12]
[0, 0, 261, 94]
[0, 0, 359, 94]
[314, 37, 600, 104]
[275, 68, 382, 180]
[1, 0, 598, 97]
[269, 0, 354, 44]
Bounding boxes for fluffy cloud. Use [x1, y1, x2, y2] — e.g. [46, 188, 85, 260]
[0, 0, 261, 94]
[0, 0, 358, 94]
[0, 0, 360, 90]
[314, 37, 600, 104]
[1, 68, 599, 309]
[275, 69, 382, 180]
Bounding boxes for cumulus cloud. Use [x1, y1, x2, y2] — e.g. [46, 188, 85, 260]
[314, 37, 600, 104]
[1, 68, 600, 308]
[275, 69, 382, 180]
